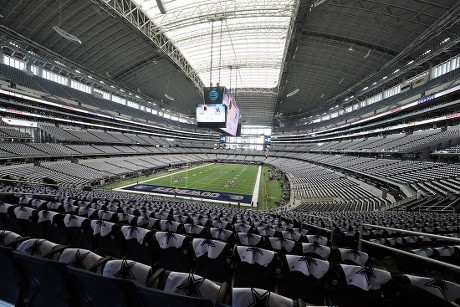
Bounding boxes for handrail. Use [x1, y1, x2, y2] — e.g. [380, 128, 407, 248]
[358, 223, 460, 273]
[359, 223, 460, 245]
[361, 240, 460, 273]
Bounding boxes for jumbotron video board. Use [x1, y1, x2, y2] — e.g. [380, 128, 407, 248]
[199, 86, 240, 136]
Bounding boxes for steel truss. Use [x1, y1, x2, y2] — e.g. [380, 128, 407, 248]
[98, 0, 204, 93]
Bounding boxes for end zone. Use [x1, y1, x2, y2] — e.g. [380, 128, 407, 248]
[116, 183, 255, 207]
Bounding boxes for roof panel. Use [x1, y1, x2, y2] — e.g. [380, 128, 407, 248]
[132, 0, 297, 89]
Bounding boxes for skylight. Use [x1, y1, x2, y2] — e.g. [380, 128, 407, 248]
[132, 0, 297, 89]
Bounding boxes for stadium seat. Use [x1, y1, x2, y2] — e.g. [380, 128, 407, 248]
[0, 231, 29, 306]
[329, 248, 370, 266]
[149, 269, 228, 306]
[63, 214, 94, 249]
[279, 254, 334, 305]
[392, 273, 460, 307]
[191, 238, 234, 283]
[233, 246, 282, 292]
[329, 264, 396, 307]
[12, 246, 76, 307]
[67, 266, 140, 307]
[153, 231, 194, 272]
[6, 205, 37, 236]
[236, 232, 265, 247]
[228, 287, 306, 307]
[90, 220, 125, 258]
[121, 225, 156, 267]
[300, 241, 331, 259]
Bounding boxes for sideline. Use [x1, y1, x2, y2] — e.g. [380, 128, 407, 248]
[251, 165, 262, 207]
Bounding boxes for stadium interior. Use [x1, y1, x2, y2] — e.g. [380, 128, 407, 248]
[0, 0, 460, 306]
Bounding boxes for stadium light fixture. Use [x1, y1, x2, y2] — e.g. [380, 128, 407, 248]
[364, 49, 371, 59]
[164, 71, 175, 101]
[53, 0, 81, 44]
[312, 0, 329, 8]
[53, 26, 81, 44]
[441, 38, 450, 44]
[287, 88, 299, 97]
[287, 61, 299, 97]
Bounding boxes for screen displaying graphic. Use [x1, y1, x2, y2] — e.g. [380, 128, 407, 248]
[219, 87, 240, 136]
[203, 87, 225, 104]
[196, 104, 226, 128]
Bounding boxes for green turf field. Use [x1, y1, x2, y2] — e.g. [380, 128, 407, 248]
[102, 162, 284, 209]
[258, 166, 284, 209]
[143, 163, 258, 195]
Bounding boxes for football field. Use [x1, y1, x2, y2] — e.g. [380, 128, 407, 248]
[115, 163, 262, 205]
[108, 162, 283, 208]
[143, 163, 258, 194]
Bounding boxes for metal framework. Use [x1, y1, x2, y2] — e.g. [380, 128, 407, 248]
[126, 0, 298, 89]
[98, 0, 205, 92]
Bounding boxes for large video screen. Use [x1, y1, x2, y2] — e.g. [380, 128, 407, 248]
[219, 88, 240, 136]
[196, 104, 226, 128]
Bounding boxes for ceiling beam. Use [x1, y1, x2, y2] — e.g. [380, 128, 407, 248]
[302, 31, 399, 57]
[98, 0, 204, 94]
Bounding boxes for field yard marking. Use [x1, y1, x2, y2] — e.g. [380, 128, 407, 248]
[116, 163, 213, 190]
[115, 163, 258, 198]
[251, 165, 262, 206]
[187, 163, 241, 191]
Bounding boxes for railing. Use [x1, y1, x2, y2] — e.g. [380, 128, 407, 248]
[382, 195, 417, 211]
[358, 223, 460, 273]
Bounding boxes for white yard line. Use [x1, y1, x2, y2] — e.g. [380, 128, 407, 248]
[114, 163, 213, 191]
[251, 165, 262, 207]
